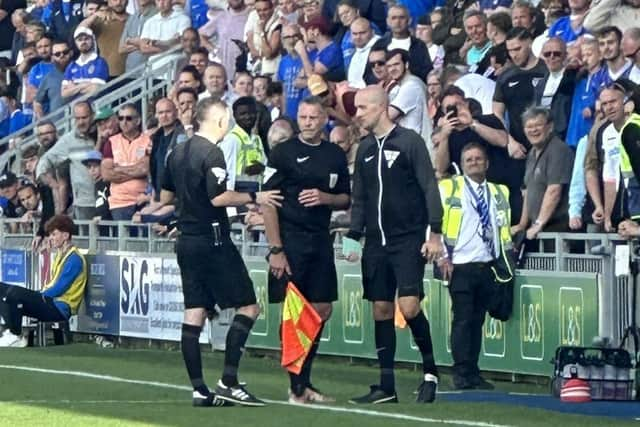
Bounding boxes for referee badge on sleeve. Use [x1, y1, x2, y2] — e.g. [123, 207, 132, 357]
[329, 173, 338, 189]
[210, 167, 227, 185]
[263, 166, 277, 184]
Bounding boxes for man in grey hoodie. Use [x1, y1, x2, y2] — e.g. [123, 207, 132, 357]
[36, 101, 97, 220]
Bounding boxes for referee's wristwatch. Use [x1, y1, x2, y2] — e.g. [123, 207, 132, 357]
[266, 246, 284, 261]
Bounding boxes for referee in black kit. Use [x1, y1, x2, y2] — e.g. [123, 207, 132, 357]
[160, 98, 283, 408]
[262, 96, 351, 404]
[346, 86, 445, 404]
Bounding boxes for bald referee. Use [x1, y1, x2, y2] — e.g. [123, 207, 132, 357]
[347, 86, 444, 404]
[160, 98, 282, 407]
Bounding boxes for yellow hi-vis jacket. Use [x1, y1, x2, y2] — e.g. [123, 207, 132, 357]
[41, 246, 87, 316]
[439, 176, 514, 281]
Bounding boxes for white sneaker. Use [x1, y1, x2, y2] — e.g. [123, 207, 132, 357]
[0, 332, 27, 348]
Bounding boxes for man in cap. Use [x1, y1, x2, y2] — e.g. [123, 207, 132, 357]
[61, 26, 110, 101]
[94, 106, 119, 151]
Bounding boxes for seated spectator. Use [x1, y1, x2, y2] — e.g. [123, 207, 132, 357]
[34, 39, 73, 118]
[297, 15, 345, 82]
[199, 63, 233, 103]
[253, 74, 271, 104]
[512, 106, 574, 242]
[119, 0, 157, 74]
[169, 65, 203, 103]
[0, 215, 87, 348]
[329, 124, 357, 175]
[459, 10, 493, 74]
[487, 12, 512, 47]
[17, 180, 55, 238]
[0, 172, 24, 219]
[246, 0, 282, 76]
[188, 46, 209, 76]
[1, 90, 31, 134]
[176, 87, 197, 135]
[219, 96, 267, 192]
[139, 0, 191, 69]
[60, 27, 110, 101]
[415, 15, 443, 72]
[233, 71, 254, 98]
[36, 101, 97, 220]
[150, 98, 187, 200]
[100, 104, 151, 221]
[21, 145, 40, 182]
[81, 150, 111, 221]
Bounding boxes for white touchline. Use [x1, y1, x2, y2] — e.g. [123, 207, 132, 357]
[0, 365, 511, 427]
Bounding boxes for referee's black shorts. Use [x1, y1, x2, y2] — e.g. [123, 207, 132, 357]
[176, 234, 257, 310]
[361, 233, 426, 302]
[268, 231, 338, 304]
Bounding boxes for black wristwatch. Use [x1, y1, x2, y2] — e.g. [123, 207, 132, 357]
[266, 246, 284, 261]
[249, 191, 257, 203]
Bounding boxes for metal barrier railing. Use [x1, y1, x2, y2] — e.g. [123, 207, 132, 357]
[0, 46, 182, 173]
[0, 220, 636, 350]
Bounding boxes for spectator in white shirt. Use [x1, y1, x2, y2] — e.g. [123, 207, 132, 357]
[347, 17, 379, 88]
[139, 0, 191, 69]
[415, 14, 444, 71]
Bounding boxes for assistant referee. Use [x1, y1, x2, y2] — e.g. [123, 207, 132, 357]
[262, 96, 351, 404]
[160, 98, 282, 408]
[347, 86, 445, 404]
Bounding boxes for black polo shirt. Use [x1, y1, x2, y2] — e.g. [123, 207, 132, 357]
[162, 135, 230, 236]
[263, 138, 350, 234]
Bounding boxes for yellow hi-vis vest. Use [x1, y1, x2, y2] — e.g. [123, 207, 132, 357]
[620, 113, 640, 220]
[439, 176, 514, 279]
[42, 247, 87, 315]
[231, 125, 265, 179]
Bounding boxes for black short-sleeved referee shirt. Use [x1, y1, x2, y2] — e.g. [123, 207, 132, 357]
[162, 135, 231, 236]
[263, 138, 351, 234]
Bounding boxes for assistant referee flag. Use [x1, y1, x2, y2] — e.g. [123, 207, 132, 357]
[281, 282, 322, 374]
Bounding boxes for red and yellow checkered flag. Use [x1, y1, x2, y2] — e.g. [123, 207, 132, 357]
[281, 282, 322, 374]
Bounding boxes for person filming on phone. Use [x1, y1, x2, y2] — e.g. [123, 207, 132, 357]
[433, 86, 513, 193]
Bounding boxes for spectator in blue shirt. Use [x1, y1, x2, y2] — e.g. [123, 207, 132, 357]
[34, 39, 73, 119]
[61, 26, 109, 101]
[548, 0, 589, 44]
[297, 15, 345, 82]
[26, 35, 55, 110]
[277, 23, 305, 119]
[1, 90, 31, 135]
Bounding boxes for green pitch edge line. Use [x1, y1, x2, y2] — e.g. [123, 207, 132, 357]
[0, 364, 510, 427]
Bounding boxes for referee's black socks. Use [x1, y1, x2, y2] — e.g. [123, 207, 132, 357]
[406, 311, 438, 376]
[289, 322, 325, 396]
[374, 319, 396, 394]
[222, 314, 255, 387]
[181, 323, 209, 394]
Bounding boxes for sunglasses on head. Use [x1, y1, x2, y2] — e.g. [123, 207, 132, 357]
[52, 49, 70, 57]
[369, 60, 386, 67]
[118, 115, 136, 122]
[542, 50, 563, 58]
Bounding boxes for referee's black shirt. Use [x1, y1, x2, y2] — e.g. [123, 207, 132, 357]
[162, 135, 230, 236]
[263, 138, 350, 234]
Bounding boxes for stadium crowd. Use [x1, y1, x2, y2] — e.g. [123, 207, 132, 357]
[0, 0, 639, 242]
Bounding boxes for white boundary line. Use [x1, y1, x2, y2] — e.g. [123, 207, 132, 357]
[0, 364, 511, 427]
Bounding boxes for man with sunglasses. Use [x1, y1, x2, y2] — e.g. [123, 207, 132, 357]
[533, 37, 577, 140]
[100, 104, 151, 221]
[33, 40, 73, 119]
[277, 23, 305, 119]
[622, 27, 640, 84]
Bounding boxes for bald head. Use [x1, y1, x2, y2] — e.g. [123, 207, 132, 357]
[196, 98, 233, 142]
[354, 86, 391, 132]
[351, 17, 373, 48]
[156, 97, 177, 128]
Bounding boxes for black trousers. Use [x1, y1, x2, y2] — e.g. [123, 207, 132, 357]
[0, 282, 66, 335]
[448, 262, 495, 378]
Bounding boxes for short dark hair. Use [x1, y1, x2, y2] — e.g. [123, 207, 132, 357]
[118, 103, 140, 117]
[267, 81, 283, 97]
[385, 48, 410, 63]
[232, 96, 258, 113]
[461, 142, 488, 160]
[44, 214, 75, 236]
[17, 182, 37, 194]
[177, 87, 198, 99]
[440, 84, 465, 102]
[597, 25, 623, 43]
[487, 43, 509, 66]
[506, 26, 533, 41]
[178, 65, 201, 83]
[488, 12, 512, 34]
[299, 95, 326, 111]
[190, 47, 209, 57]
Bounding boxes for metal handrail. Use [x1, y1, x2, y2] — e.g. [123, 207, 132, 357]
[0, 46, 183, 171]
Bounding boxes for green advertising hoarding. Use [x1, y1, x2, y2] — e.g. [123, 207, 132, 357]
[245, 258, 599, 377]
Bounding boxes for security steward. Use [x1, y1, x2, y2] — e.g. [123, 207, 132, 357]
[437, 142, 513, 390]
[262, 96, 351, 404]
[346, 85, 445, 404]
[160, 98, 283, 408]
